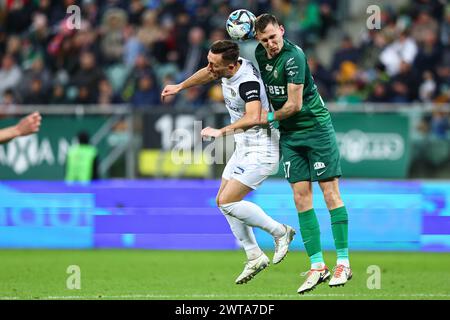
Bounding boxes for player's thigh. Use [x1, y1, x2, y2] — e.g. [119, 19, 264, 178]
[216, 178, 229, 206]
[217, 178, 253, 205]
[308, 127, 342, 182]
[280, 136, 311, 183]
[290, 180, 313, 212]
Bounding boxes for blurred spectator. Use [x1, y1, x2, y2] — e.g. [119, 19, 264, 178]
[388, 61, 419, 102]
[75, 86, 95, 104]
[19, 56, 52, 98]
[122, 53, 156, 101]
[308, 56, 334, 100]
[413, 29, 441, 77]
[28, 12, 51, 55]
[441, 5, 450, 47]
[70, 51, 105, 101]
[0, 89, 17, 114]
[123, 25, 145, 67]
[419, 70, 437, 103]
[367, 82, 390, 103]
[430, 109, 450, 139]
[130, 75, 160, 107]
[380, 30, 418, 76]
[0, 54, 22, 98]
[318, 0, 337, 39]
[22, 78, 48, 105]
[178, 27, 208, 81]
[98, 78, 122, 107]
[411, 11, 439, 44]
[49, 83, 69, 105]
[136, 10, 160, 49]
[128, 0, 146, 26]
[336, 81, 363, 105]
[174, 86, 206, 110]
[100, 8, 128, 65]
[331, 35, 361, 75]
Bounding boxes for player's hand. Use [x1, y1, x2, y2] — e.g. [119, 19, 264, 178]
[16, 112, 42, 137]
[161, 84, 182, 101]
[201, 127, 222, 139]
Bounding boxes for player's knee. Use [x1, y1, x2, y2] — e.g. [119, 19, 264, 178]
[323, 189, 342, 207]
[293, 190, 312, 206]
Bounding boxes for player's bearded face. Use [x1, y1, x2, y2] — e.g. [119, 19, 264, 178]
[207, 52, 233, 78]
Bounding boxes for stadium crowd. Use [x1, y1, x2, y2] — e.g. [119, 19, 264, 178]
[0, 0, 448, 113]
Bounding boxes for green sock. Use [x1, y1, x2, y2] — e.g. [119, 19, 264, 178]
[330, 206, 349, 259]
[298, 209, 323, 261]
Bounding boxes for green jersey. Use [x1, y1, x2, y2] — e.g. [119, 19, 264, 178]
[255, 38, 331, 132]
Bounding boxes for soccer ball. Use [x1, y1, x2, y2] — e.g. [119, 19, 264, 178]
[226, 9, 256, 41]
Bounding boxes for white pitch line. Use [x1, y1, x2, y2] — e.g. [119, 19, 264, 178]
[1, 293, 450, 300]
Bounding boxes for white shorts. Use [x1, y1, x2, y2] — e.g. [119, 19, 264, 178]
[222, 148, 279, 190]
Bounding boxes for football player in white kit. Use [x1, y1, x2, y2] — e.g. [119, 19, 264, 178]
[161, 40, 295, 284]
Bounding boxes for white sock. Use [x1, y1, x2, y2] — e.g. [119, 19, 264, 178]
[220, 201, 285, 237]
[311, 262, 326, 270]
[337, 259, 350, 268]
[222, 210, 263, 260]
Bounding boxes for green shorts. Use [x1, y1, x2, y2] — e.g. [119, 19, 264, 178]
[280, 123, 342, 183]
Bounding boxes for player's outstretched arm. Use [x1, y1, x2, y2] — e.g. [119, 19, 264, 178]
[201, 101, 263, 138]
[271, 83, 303, 122]
[0, 112, 42, 144]
[161, 67, 218, 100]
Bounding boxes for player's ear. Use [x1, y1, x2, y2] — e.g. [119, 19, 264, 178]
[280, 25, 285, 36]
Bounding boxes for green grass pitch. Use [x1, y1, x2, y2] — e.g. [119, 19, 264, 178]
[0, 250, 449, 300]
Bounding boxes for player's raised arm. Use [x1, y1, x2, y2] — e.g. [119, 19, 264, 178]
[161, 67, 218, 100]
[201, 81, 264, 138]
[0, 112, 42, 144]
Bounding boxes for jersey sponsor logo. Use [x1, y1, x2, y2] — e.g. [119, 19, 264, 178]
[313, 162, 326, 170]
[287, 70, 297, 77]
[286, 57, 295, 66]
[265, 64, 273, 72]
[266, 85, 286, 95]
[225, 98, 240, 112]
[245, 90, 258, 96]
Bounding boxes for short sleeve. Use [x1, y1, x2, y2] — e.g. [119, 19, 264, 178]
[284, 50, 306, 84]
[239, 81, 261, 102]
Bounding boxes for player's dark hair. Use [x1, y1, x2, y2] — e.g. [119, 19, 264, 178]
[210, 40, 239, 64]
[255, 14, 280, 33]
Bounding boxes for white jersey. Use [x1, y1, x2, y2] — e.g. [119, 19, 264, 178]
[221, 58, 279, 162]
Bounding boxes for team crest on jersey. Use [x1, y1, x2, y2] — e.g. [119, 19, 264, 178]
[274, 70, 278, 78]
[265, 64, 273, 72]
[230, 88, 236, 97]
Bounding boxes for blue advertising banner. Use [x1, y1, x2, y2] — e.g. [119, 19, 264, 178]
[0, 179, 449, 251]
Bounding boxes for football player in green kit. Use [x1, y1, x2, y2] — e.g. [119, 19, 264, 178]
[254, 14, 352, 294]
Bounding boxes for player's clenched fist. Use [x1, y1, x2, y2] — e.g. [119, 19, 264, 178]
[17, 112, 42, 136]
[161, 84, 182, 100]
[201, 127, 222, 139]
